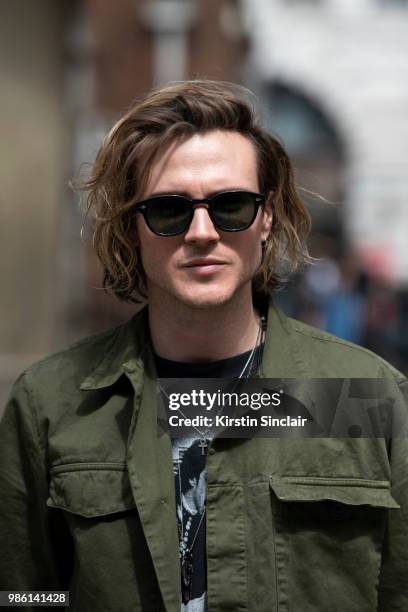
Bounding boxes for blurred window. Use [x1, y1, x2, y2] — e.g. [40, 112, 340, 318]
[263, 81, 344, 159]
[261, 80, 346, 235]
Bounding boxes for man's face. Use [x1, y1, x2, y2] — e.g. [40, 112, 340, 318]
[135, 130, 272, 310]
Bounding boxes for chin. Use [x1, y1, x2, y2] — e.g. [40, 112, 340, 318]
[173, 283, 239, 310]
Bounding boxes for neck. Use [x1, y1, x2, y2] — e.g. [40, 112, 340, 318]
[148, 286, 260, 362]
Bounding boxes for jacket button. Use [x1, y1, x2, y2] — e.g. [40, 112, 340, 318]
[328, 502, 350, 520]
[348, 425, 362, 438]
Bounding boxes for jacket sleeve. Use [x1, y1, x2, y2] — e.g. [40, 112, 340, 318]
[378, 378, 408, 611]
[0, 372, 73, 593]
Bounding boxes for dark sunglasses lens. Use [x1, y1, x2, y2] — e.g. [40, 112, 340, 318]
[212, 192, 259, 230]
[144, 197, 190, 235]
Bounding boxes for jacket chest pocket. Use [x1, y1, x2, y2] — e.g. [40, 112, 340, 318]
[47, 464, 162, 612]
[269, 476, 399, 612]
[48, 463, 135, 517]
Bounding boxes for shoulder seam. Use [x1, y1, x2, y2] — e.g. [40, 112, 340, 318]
[292, 323, 402, 376]
[22, 371, 47, 458]
[22, 324, 125, 374]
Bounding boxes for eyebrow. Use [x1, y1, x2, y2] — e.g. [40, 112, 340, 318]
[145, 187, 253, 199]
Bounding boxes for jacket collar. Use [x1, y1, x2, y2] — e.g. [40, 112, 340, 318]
[260, 301, 308, 378]
[79, 306, 151, 391]
[79, 300, 307, 391]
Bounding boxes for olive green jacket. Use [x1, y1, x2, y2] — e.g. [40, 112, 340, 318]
[1, 303, 407, 611]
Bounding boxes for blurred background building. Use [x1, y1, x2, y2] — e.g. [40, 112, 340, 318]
[1, 0, 407, 405]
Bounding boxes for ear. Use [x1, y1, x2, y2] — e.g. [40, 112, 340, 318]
[260, 191, 273, 242]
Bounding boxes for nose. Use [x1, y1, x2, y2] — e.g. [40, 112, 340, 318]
[184, 204, 220, 245]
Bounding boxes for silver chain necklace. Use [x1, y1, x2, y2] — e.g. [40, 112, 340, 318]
[168, 315, 265, 455]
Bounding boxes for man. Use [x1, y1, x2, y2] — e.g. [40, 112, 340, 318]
[0, 80, 407, 612]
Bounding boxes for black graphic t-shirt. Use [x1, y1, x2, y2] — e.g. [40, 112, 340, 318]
[155, 346, 263, 612]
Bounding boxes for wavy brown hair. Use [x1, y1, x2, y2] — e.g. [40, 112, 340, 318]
[76, 80, 311, 303]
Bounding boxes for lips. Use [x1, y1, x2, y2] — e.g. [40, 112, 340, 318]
[183, 258, 227, 267]
[182, 258, 227, 276]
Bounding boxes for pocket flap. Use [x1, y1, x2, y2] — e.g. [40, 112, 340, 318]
[269, 476, 399, 509]
[47, 463, 136, 518]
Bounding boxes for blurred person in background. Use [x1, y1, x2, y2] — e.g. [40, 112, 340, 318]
[323, 253, 366, 344]
[0, 80, 407, 612]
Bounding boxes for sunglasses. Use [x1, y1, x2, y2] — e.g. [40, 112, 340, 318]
[134, 190, 265, 236]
